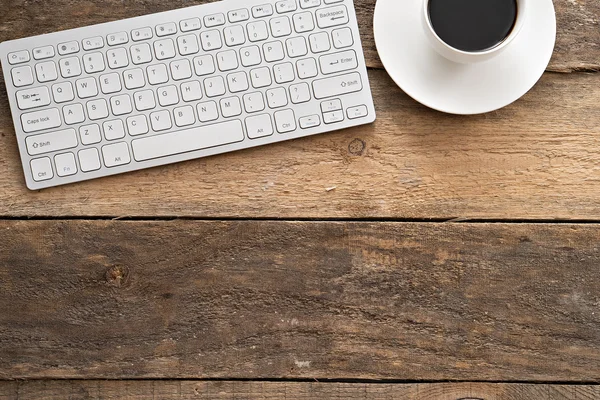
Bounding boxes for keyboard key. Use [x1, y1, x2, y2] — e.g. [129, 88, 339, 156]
[78, 148, 101, 172]
[100, 72, 122, 94]
[250, 67, 272, 88]
[289, 82, 311, 104]
[76, 77, 99, 99]
[252, 4, 274, 18]
[286, 37, 308, 57]
[107, 32, 129, 46]
[63, 103, 85, 125]
[301, 0, 321, 8]
[197, 101, 219, 122]
[83, 52, 106, 74]
[240, 46, 262, 67]
[147, 64, 169, 85]
[228, 9, 250, 23]
[58, 41, 80, 55]
[293, 12, 315, 33]
[316, 5, 349, 28]
[33, 46, 55, 60]
[180, 18, 202, 32]
[319, 49, 358, 75]
[201, 30, 223, 51]
[243, 92, 265, 113]
[132, 120, 244, 161]
[247, 21, 269, 42]
[220, 96, 242, 118]
[321, 98, 342, 113]
[110, 94, 133, 115]
[217, 50, 239, 71]
[52, 82, 75, 104]
[21, 108, 61, 133]
[204, 76, 226, 97]
[126, 115, 149, 136]
[267, 87, 288, 109]
[224, 25, 246, 47]
[103, 119, 126, 140]
[16, 86, 51, 110]
[157, 85, 179, 106]
[177, 35, 200, 55]
[30, 157, 54, 181]
[274, 109, 296, 133]
[347, 105, 368, 120]
[193, 55, 216, 76]
[150, 110, 172, 131]
[83, 37, 104, 51]
[170, 59, 193, 80]
[132, 27, 153, 42]
[8, 50, 30, 65]
[323, 110, 344, 124]
[124, 68, 146, 89]
[174, 105, 196, 126]
[35, 61, 58, 82]
[102, 142, 131, 167]
[276, 0, 297, 14]
[312, 72, 363, 99]
[273, 62, 295, 83]
[270, 16, 292, 37]
[55, 152, 78, 177]
[226, 71, 249, 93]
[156, 22, 177, 37]
[296, 57, 318, 79]
[264, 41, 285, 62]
[309, 32, 331, 53]
[26, 128, 78, 156]
[181, 80, 203, 101]
[107, 48, 130, 69]
[59, 57, 82, 78]
[204, 13, 226, 27]
[12, 65, 34, 87]
[245, 113, 273, 139]
[80, 124, 102, 145]
[299, 114, 321, 129]
[332, 27, 354, 48]
[134, 90, 156, 111]
[130, 43, 153, 65]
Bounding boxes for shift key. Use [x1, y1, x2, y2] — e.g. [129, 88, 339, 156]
[26, 128, 78, 156]
[312, 72, 363, 100]
[21, 108, 61, 133]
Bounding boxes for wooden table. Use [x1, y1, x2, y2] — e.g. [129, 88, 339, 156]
[0, 0, 599, 398]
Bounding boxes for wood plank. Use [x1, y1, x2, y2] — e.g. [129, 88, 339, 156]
[1, 220, 599, 381]
[0, 72, 599, 219]
[1, 381, 600, 399]
[0, 0, 598, 72]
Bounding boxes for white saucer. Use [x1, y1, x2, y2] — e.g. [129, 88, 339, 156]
[373, 0, 556, 115]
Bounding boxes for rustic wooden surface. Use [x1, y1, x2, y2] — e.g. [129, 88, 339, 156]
[0, 0, 599, 398]
[1, 221, 599, 381]
[0, 0, 596, 219]
[1, 381, 600, 399]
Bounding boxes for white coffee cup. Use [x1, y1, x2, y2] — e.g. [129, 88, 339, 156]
[422, 0, 528, 64]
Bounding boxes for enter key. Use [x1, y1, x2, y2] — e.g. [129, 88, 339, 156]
[319, 50, 358, 75]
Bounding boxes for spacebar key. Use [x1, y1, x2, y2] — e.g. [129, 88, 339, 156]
[132, 120, 245, 161]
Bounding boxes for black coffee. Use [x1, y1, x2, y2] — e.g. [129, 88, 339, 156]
[428, 0, 518, 52]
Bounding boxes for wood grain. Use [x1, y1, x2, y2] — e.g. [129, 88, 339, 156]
[0, 0, 598, 72]
[1, 220, 599, 381]
[1, 381, 599, 399]
[0, 71, 599, 219]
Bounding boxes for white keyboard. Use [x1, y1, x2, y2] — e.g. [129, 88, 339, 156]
[0, 0, 375, 190]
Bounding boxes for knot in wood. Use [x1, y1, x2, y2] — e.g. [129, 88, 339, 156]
[105, 265, 130, 288]
[348, 138, 366, 156]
